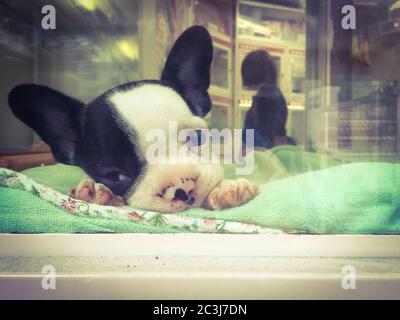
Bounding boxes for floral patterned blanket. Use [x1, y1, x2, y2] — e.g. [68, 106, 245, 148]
[0, 167, 283, 234]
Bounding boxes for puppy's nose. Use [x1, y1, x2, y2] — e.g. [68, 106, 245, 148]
[174, 188, 188, 201]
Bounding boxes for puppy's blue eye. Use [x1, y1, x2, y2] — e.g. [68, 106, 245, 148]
[104, 171, 128, 182]
[186, 130, 208, 147]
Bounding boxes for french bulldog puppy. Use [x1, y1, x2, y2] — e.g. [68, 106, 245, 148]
[8, 26, 258, 212]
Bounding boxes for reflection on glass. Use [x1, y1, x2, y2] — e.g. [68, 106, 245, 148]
[0, 0, 398, 162]
[238, 2, 306, 43]
[306, 1, 399, 162]
[291, 57, 305, 94]
[0, 0, 140, 150]
[41, 34, 139, 102]
[209, 104, 228, 131]
[211, 46, 229, 89]
[272, 56, 281, 87]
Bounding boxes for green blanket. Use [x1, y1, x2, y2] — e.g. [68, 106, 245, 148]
[0, 146, 399, 234]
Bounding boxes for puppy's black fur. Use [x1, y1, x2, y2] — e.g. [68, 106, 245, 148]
[161, 26, 213, 117]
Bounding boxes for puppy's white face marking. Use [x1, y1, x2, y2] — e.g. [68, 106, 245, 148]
[109, 84, 193, 151]
[108, 84, 223, 212]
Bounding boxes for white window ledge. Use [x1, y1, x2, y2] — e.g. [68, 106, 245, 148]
[0, 234, 399, 299]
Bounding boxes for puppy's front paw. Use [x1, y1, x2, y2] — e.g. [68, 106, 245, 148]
[68, 177, 125, 206]
[203, 179, 258, 210]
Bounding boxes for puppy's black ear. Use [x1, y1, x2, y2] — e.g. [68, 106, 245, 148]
[161, 25, 213, 117]
[8, 84, 84, 165]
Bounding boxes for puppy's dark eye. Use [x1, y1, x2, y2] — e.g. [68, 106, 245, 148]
[186, 129, 208, 147]
[104, 171, 129, 182]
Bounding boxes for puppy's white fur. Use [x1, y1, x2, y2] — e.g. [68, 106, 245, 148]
[110, 84, 196, 149]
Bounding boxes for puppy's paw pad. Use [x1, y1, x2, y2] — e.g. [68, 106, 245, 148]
[236, 178, 258, 203]
[69, 178, 95, 203]
[204, 188, 222, 210]
[69, 177, 125, 206]
[218, 180, 238, 207]
[204, 179, 258, 210]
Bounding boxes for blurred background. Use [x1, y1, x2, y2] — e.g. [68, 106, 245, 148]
[0, 0, 399, 170]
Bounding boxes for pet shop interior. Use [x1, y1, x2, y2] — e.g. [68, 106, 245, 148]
[0, 0, 399, 299]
